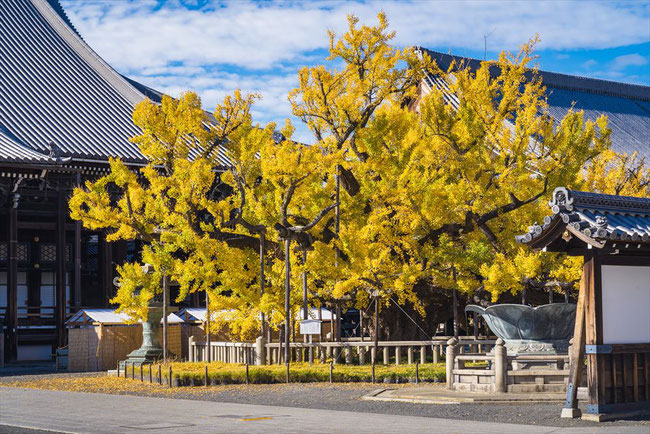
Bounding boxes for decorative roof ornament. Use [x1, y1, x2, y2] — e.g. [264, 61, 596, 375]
[516, 187, 650, 253]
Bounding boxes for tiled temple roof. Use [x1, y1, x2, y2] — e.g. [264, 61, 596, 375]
[516, 187, 650, 252]
[418, 49, 650, 160]
[0, 0, 231, 168]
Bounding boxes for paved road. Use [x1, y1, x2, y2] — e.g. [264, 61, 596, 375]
[0, 387, 648, 434]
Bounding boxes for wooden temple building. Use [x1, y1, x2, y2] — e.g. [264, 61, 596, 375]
[0, 0, 230, 362]
[1, 0, 649, 364]
[517, 187, 649, 419]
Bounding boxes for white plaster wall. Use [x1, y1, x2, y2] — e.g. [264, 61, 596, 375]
[601, 265, 650, 344]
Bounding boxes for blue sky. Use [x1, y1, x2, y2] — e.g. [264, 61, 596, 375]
[61, 0, 650, 143]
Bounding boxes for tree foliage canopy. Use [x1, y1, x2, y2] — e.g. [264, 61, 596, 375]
[70, 14, 648, 336]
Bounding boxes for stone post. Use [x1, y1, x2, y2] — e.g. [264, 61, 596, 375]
[433, 344, 440, 364]
[420, 345, 426, 364]
[359, 346, 366, 365]
[395, 346, 401, 365]
[255, 336, 266, 366]
[494, 338, 507, 393]
[188, 336, 195, 362]
[383, 347, 389, 365]
[407, 346, 413, 365]
[446, 338, 458, 390]
[345, 347, 352, 364]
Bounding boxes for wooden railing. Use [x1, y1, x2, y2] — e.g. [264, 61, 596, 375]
[189, 336, 496, 366]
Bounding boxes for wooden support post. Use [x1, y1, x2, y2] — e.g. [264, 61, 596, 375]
[56, 193, 66, 348]
[585, 255, 605, 414]
[74, 172, 82, 311]
[7, 206, 18, 362]
[561, 257, 591, 419]
[101, 234, 112, 308]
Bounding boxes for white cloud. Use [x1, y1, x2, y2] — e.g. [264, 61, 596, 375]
[63, 0, 650, 71]
[610, 53, 649, 70]
[60, 0, 650, 142]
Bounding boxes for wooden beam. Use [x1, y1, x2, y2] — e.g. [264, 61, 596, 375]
[7, 206, 18, 361]
[563, 256, 590, 415]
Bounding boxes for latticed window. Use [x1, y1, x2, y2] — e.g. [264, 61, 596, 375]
[65, 244, 72, 262]
[16, 243, 29, 261]
[0, 243, 7, 261]
[40, 244, 57, 262]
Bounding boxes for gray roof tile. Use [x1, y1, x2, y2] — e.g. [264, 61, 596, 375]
[0, 0, 231, 168]
[419, 48, 650, 160]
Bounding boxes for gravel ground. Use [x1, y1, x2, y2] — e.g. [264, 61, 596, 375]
[1, 372, 648, 429]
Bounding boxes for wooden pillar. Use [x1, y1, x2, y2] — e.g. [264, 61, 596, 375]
[74, 172, 81, 311]
[101, 234, 112, 307]
[7, 205, 18, 361]
[56, 193, 66, 348]
[585, 254, 605, 414]
[562, 256, 592, 418]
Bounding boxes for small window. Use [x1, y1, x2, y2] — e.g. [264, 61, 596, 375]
[16, 243, 29, 261]
[40, 244, 57, 262]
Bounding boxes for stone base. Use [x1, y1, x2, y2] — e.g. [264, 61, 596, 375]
[123, 347, 163, 366]
[501, 340, 569, 355]
[561, 408, 581, 419]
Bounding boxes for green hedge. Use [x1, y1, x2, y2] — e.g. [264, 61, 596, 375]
[149, 362, 446, 386]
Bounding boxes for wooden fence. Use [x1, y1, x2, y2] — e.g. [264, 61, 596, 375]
[189, 336, 496, 365]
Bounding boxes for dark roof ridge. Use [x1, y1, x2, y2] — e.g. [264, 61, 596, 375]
[45, 0, 81, 38]
[417, 47, 650, 102]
